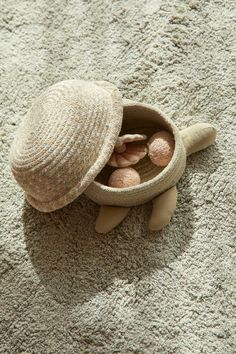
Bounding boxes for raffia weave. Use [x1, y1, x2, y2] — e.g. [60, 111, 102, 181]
[10, 81, 186, 211]
[10, 80, 123, 212]
[85, 101, 186, 207]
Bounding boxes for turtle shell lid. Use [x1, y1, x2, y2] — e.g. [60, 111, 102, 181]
[10, 79, 123, 212]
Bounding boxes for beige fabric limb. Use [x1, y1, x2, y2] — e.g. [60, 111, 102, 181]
[95, 205, 131, 234]
[180, 123, 216, 156]
[148, 185, 177, 231]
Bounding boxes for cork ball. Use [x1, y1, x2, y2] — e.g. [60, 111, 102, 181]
[108, 168, 141, 188]
[148, 131, 175, 167]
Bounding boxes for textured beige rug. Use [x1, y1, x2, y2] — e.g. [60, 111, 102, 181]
[1, 0, 235, 353]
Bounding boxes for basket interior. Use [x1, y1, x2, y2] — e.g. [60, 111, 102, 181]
[95, 104, 174, 186]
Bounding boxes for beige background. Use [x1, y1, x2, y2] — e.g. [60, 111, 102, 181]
[0, 0, 235, 353]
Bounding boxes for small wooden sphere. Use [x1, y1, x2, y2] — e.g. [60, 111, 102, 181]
[108, 168, 141, 188]
[148, 131, 175, 166]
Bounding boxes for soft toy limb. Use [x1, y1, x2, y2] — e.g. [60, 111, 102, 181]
[149, 186, 177, 231]
[95, 205, 131, 234]
[180, 123, 216, 156]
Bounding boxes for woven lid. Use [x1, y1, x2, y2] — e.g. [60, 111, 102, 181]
[10, 80, 123, 212]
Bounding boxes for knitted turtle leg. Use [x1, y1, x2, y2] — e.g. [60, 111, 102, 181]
[95, 205, 131, 234]
[180, 123, 216, 156]
[149, 186, 177, 231]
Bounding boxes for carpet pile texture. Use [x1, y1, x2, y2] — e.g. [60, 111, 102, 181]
[0, 0, 235, 353]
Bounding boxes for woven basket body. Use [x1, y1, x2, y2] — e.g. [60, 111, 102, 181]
[10, 80, 186, 211]
[85, 100, 186, 207]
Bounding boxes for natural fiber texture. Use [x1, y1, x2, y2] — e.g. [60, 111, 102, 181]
[1, 0, 235, 353]
[85, 101, 186, 207]
[10, 80, 123, 212]
[10, 89, 186, 209]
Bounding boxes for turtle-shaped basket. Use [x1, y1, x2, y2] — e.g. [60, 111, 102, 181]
[10, 80, 216, 233]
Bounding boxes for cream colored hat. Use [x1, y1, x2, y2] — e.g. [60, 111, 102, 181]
[10, 80, 123, 212]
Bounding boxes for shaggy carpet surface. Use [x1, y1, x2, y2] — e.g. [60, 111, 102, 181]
[0, 0, 235, 353]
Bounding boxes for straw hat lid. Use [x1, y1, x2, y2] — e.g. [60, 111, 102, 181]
[10, 80, 123, 212]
